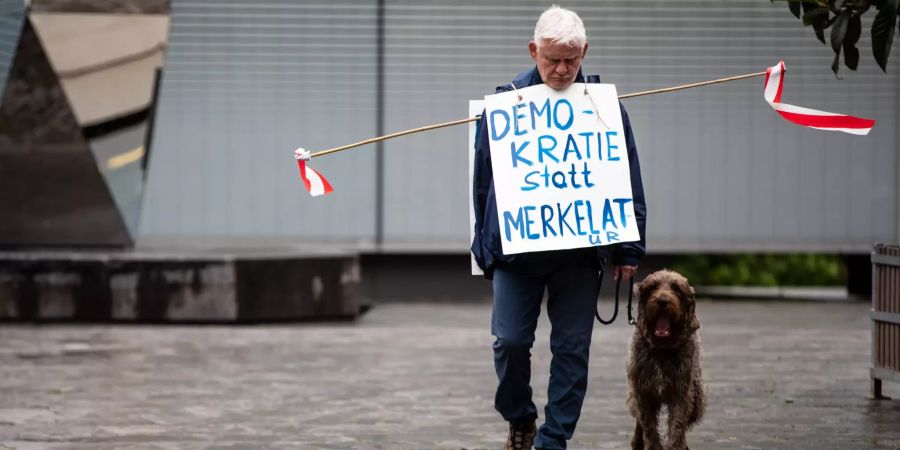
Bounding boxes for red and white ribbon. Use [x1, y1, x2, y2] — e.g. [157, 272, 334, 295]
[294, 148, 333, 197]
[765, 61, 875, 135]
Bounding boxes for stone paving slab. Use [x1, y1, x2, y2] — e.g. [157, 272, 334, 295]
[1, 300, 899, 449]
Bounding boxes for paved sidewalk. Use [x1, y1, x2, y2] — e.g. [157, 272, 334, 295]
[1, 300, 899, 449]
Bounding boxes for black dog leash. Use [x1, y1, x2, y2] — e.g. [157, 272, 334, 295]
[594, 267, 636, 326]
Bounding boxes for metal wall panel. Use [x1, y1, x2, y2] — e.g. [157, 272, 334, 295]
[0, 0, 26, 98]
[139, 1, 379, 244]
[381, 0, 899, 252]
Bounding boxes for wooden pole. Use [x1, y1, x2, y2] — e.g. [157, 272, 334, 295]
[617, 71, 767, 99]
[311, 117, 478, 159]
[309, 70, 768, 159]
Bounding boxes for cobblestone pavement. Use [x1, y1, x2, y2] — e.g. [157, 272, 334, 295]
[1, 300, 899, 450]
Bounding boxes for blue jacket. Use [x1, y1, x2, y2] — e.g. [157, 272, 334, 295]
[471, 67, 647, 279]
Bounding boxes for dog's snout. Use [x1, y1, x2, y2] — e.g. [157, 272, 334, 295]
[653, 294, 675, 306]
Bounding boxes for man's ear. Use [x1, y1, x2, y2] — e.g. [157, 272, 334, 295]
[528, 41, 539, 61]
[582, 43, 588, 58]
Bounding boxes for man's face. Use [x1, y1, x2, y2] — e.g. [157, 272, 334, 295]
[529, 39, 588, 90]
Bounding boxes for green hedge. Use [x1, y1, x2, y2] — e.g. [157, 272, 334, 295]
[668, 254, 846, 287]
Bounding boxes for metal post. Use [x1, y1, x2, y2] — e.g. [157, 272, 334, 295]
[374, 0, 385, 250]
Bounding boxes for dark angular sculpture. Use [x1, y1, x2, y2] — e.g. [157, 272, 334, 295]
[0, 19, 133, 247]
[0, 3, 169, 248]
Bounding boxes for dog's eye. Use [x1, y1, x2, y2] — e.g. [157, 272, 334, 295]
[670, 282, 694, 302]
[639, 280, 659, 297]
[667, 283, 680, 294]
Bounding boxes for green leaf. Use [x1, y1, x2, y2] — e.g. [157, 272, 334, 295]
[844, 13, 861, 45]
[801, 1, 831, 44]
[803, 7, 829, 25]
[828, 0, 841, 13]
[813, 25, 825, 44]
[832, 50, 841, 75]
[840, 14, 859, 71]
[789, 0, 802, 18]
[831, 10, 850, 52]
[874, 0, 899, 13]
[814, 24, 827, 44]
[872, 0, 898, 71]
[844, 44, 860, 69]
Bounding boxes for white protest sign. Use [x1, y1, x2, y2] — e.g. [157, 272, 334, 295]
[484, 83, 640, 255]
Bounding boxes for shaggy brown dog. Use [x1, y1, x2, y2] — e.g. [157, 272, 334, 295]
[626, 270, 706, 450]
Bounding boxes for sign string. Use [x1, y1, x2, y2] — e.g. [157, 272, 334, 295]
[583, 85, 610, 130]
[508, 82, 523, 102]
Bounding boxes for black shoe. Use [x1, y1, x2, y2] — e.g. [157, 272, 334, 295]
[503, 421, 536, 450]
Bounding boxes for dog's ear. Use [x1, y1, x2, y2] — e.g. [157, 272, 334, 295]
[672, 278, 696, 304]
[636, 277, 659, 303]
[631, 279, 645, 333]
[671, 276, 700, 333]
[682, 283, 700, 333]
[687, 310, 701, 333]
[634, 276, 660, 336]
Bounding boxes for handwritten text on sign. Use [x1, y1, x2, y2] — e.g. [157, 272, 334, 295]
[485, 83, 639, 255]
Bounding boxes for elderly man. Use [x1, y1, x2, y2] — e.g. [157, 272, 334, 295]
[471, 6, 647, 450]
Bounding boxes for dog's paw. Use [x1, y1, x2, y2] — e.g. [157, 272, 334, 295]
[630, 436, 643, 450]
[662, 442, 688, 450]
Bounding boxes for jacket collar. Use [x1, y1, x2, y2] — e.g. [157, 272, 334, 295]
[516, 66, 587, 88]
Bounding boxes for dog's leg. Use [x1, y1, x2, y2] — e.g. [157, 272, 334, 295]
[636, 399, 663, 450]
[631, 421, 644, 450]
[664, 398, 692, 450]
[685, 377, 707, 429]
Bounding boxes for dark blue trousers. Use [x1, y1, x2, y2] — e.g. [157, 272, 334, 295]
[491, 249, 600, 450]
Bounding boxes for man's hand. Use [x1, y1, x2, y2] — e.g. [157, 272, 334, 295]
[613, 265, 637, 281]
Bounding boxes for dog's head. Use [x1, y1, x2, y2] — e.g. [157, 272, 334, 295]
[635, 269, 699, 348]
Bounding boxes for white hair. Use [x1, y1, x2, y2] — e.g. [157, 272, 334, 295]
[533, 5, 587, 49]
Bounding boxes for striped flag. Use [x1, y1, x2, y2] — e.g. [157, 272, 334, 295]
[294, 148, 333, 197]
[765, 61, 875, 135]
